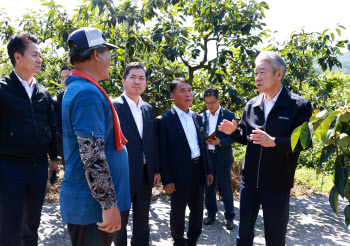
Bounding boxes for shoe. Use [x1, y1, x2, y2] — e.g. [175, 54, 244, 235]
[204, 216, 216, 225]
[226, 219, 234, 230]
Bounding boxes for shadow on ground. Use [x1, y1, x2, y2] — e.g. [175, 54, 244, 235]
[39, 194, 349, 246]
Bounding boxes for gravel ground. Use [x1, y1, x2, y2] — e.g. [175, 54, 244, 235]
[38, 194, 350, 246]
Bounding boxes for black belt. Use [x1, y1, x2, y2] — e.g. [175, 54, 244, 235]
[208, 149, 216, 154]
[192, 156, 201, 163]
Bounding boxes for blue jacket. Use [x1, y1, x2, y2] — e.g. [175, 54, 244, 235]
[202, 107, 236, 167]
[230, 86, 312, 191]
[156, 108, 213, 195]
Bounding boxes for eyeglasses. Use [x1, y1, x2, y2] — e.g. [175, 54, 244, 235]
[205, 99, 219, 105]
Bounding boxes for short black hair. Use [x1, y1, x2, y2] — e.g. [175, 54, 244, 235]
[7, 33, 39, 66]
[60, 65, 73, 72]
[169, 77, 190, 93]
[68, 44, 108, 65]
[204, 88, 219, 99]
[123, 62, 148, 80]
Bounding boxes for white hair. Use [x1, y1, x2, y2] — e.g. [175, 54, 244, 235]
[255, 51, 287, 83]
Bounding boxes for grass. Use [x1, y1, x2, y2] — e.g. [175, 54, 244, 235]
[292, 166, 333, 196]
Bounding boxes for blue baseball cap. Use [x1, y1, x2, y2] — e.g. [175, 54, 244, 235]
[68, 27, 117, 51]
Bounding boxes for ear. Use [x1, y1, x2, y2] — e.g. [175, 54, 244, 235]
[14, 52, 22, 65]
[276, 69, 283, 80]
[122, 78, 125, 86]
[92, 49, 100, 62]
[170, 92, 175, 100]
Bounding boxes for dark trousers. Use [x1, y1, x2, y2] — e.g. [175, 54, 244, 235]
[205, 152, 235, 220]
[0, 159, 49, 246]
[170, 164, 204, 246]
[237, 180, 290, 246]
[114, 165, 152, 246]
[67, 223, 115, 246]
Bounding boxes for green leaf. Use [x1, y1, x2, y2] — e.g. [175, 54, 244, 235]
[300, 122, 311, 149]
[329, 185, 339, 214]
[336, 28, 341, 36]
[318, 148, 334, 172]
[321, 110, 341, 137]
[344, 205, 350, 228]
[291, 124, 302, 151]
[344, 182, 350, 202]
[321, 29, 329, 37]
[334, 155, 348, 198]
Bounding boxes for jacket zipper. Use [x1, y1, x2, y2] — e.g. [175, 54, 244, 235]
[256, 122, 266, 188]
[30, 99, 40, 146]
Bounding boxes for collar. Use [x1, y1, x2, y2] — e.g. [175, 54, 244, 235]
[206, 106, 221, 117]
[263, 86, 283, 103]
[14, 70, 36, 88]
[122, 92, 144, 109]
[173, 105, 192, 117]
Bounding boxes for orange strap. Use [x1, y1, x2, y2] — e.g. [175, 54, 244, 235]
[71, 69, 127, 151]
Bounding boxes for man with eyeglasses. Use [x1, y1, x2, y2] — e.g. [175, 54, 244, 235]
[202, 88, 236, 230]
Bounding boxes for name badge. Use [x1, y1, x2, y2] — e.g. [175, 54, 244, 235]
[278, 116, 290, 120]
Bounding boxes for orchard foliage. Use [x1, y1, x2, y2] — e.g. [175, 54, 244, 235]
[292, 104, 350, 228]
[1, 0, 349, 115]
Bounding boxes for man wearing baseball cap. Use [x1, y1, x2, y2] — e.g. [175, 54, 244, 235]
[60, 27, 131, 246]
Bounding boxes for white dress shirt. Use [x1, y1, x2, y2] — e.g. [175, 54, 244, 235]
[206, 106, 221, 150]
[263, 87, 283, 121]
[173, 105, 201, 159]
[123, 92, 144, 138]
[14, 71, 36, 100]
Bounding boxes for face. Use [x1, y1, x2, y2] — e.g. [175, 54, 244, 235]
[254, 60, 282, 95]
[15, 42, 42, 75]
[205, 95, 220, 114]
[60, 69, 71, 90]
[171, 82, 193, 111]
[122, 68, 147, 98]
[97, 49, 111, 80]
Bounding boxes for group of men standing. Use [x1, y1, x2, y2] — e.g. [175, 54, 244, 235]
[0, 26, 311, 246]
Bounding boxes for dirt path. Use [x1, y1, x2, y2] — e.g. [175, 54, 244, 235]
[38, 194, 350, 245]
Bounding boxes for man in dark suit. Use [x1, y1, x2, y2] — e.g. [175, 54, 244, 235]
[156, 78, 213, 246]
[219, 51, 312, 246]
[202, 88, 236, 230]
[112, 62, 160, 246]
[52, 65, 72, 167]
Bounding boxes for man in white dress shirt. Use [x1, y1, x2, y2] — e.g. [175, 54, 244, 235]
[156, 78, 213, 246]
[202, 88, 236, 230]
[112, 62, 160, 246]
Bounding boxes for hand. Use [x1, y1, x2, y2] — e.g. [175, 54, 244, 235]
[250, 128, 276, 147]
[163, 183, 175, 194]
[97, 205, 121, 233]
[207, 174, 213, 186]
[153, 173, 161, 187]
[218, 119, 237, 135]
[206, 136, 220, 146]
[49, 160, 60, 176]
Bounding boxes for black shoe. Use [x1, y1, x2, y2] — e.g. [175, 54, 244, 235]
[226, 219, 234, 230]
[204, 216, 216, 225]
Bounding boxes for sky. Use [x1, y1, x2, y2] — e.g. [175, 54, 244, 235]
[1, 0, 350, 47]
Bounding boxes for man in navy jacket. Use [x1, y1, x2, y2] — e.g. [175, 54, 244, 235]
[202, 88, 236, 230]
[113, 62, 160, 246]
[156, 78, 213, 246]
[0, 33, 59, 245]
[219, 51, 312, 246]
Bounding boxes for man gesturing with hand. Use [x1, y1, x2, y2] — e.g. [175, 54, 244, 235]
[219, 51, 312, 246]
